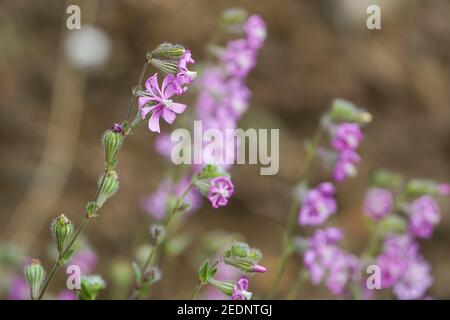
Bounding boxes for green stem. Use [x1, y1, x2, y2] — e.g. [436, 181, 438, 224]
[267, 125, 324, 299]
[126, 62, 148, 121]
[37, 112, 144, 300]
[190, 282, 204, 300]
[130, 183, 194, 300]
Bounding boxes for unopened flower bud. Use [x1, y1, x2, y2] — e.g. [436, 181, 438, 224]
[25, 259, 45, 300]
[406, 179, 436, 197]
[150, 43, 186, 60]
[207, 278, 234, 296]
[103, 129, 124, 169]
[96, 171, 119, 208]
[78, 275, 106, 300]
[328, 99, 372, 124]
[247, 248, 263, 262]
[50, 214, 73, 257]
[219, 8, 248, 31]
[228, 242, 250, 258]
[150, 224, 165, 246]
[223, 256, 266, 273]
[149, 58, 179, 75]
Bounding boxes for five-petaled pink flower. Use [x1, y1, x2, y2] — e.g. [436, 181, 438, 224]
[208, 176, 234, 208]
[138, 74, 187, 133]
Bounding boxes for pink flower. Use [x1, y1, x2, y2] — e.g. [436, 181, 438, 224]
[363, 188, 394, 220]
[331, 123, 363, 151]
[298, 182, 337, 226]
[333, 150, 361, 182]
[7, 276, 29, 300]
[138, 74, 187, 133]
[208, 177, 234, 208]
[141, 177, 202, 220]
[69, 249, 97, 274]
[171, 50, 197, 95]
[244, 15, 267, 50]
[437, 183, 450, 196]
[57, 290, 77, 300]
[409, 196, 441, 239]
[231, 277, 252, 300]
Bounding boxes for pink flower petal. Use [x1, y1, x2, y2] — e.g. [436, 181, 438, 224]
[162, 109, 176, 124]
[148, 109, 162, 133]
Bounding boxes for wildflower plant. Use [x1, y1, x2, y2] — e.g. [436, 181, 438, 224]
[26, 42, 196, 300]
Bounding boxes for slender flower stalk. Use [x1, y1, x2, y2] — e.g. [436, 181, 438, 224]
[267, 125, 324, 298]
[129, 183, 193, 299]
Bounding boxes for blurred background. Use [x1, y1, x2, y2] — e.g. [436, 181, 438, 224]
[0, 0, 449, 299]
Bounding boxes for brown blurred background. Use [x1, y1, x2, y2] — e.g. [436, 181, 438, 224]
[0, 0, 449, 299]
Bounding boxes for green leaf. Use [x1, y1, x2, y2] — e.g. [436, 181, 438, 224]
[208, 267, 218, 279]
[198, 260, 209, 283]
[78, 282, 94, 300]
[62, 249, 75, 263]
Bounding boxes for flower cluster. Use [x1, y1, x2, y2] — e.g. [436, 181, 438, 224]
[298, 182, 337, 226]
[330, 123, 363, 182]
[195, 14, 266, 166]
[363, 188, 394, 220]
[303, 228, 360, 295]
[376, 234, 432, 299]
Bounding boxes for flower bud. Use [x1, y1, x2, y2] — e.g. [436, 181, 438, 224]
[96, 171, 120, 208]
[50, 214, 74, 257]
[223, 256, 267, 273]
[228, 242, 250, 258]
[405, 179, 436, 197]
[149, 58, 179, 75]
[378, 215, 407, 234]
[207, 278, 234, 296]
[150, 43, 186, 60]
[372, 170, 403, 189]
[150, 224, 165, 246]
[219, 8, 248, 31]
[102, 129, 124, 169]
[78, 275, 106, 300]
[328, 99, 372, 124]
[247, 248, 263, 262]
[25, 259, 45, 300]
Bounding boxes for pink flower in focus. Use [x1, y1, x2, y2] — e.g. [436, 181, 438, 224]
[138, 74, 187, 133]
